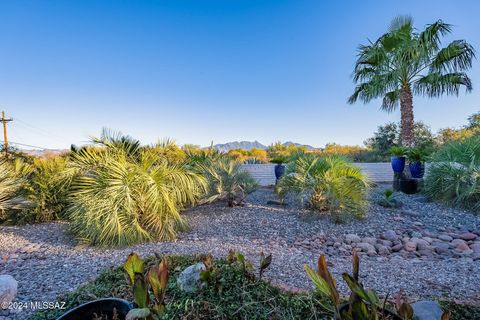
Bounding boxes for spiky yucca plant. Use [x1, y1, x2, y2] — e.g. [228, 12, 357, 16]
[424, 136, 480, 212]
[67, 131, 207, 247]
[200, 157, 257, 207]
[277, 155, 369, 221]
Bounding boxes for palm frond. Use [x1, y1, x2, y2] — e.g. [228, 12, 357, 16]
[430, 40, 476, 73]
[414, 72, 472, 97]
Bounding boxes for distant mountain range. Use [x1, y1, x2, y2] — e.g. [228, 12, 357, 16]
[213, 141, 316, 152]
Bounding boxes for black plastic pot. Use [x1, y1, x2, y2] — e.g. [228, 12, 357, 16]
[56, 298, 132, 320]
[399, 178, 418, 194]
[335, 303, 402, 320]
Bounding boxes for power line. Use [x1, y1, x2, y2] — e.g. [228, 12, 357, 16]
[9, 141, 50, 150]
[14, 118, 71, 143]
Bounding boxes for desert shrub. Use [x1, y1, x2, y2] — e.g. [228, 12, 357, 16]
[0, 160, 25, 219]
[12, 156, 74, 224]
[424, 136, 480, 212]
[199, 157, 258, 207]
[67, 131, 207, 247]
[277, 155, 369, 221]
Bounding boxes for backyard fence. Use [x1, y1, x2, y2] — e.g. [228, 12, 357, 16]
[241, 163, 415, 186]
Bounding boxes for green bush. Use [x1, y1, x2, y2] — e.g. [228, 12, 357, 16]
[15, 156, 73, 224]
[277, 155, 369, 221]
[199, 157, 258, 207]
[67, 132, 207, 247]
[424, 136, 480, 212]
[0, 160, 25, 219]
[33, 254, 330, 320]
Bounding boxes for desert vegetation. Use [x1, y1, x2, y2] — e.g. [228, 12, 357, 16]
[276, 155, 369, 222]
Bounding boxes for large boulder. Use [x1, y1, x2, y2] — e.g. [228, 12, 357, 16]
[412, 300, 444, 320]
[0, 275, 17, 306]
[176, 263, 206, 293]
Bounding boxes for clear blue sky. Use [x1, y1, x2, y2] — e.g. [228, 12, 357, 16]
[0, 0, 479, 149]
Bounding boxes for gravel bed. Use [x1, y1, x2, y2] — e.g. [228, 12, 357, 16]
[1, 185, 479, 319]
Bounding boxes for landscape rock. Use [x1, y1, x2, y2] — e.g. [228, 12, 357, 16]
[437, 235, 453, 242]
[459, 232, 477, 241]
[455, 242, 470, 252]
[0, 275, 17, 306]
[412, 300, 444, 320]
[404, 241, 417, 252]
[345, 234, 361, 244]
[470, 243, 480, 253]
[176, 263, 206, 293]
[382, 230, 398, 241]
[392, 244, 403, 252]
[432, 242, 450, 254]
[356, 242, 376, 253]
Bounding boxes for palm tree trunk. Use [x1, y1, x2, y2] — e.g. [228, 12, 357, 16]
[400, 84, 414, 147]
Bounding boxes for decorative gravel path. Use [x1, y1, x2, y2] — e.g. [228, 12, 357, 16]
[1, 185, 480, 319]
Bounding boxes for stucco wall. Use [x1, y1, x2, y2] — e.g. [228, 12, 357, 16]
[241, 163, 407, 186]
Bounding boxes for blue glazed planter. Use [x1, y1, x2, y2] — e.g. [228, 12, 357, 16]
[409, 162, 425, 178]
[391, 156, 406, 173]
[274, 164, 286, 180]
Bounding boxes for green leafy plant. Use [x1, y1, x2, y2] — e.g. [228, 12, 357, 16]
[67, 130, 207, 246]
[306, 251, 450, 320]
[199, 157, 258, 207]
[424, 136, 480, 212]
[18, 156, 73, 223]
[0, 160, 25, 219]
[349, 16, 475, 146]
[123, 253, 169, 320]
[407, 148, 426, 163]
[277, 155, 369, 222]
[305, 251, 392, 319]
[390, 146, 407, 157]
[271, 156, 287, 164]
[377, 189, 401, 208]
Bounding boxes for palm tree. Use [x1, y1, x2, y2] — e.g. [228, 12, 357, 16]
[67, 130, 207, 246]
[348, 16, 475, 146]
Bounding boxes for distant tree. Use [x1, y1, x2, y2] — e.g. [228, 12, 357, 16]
[437, 111, 480, 143]
[365, 121, 434, 154]
[467, 111, 480, 129]
[364, 122, 399, 154]
[349, 16, 475, 146]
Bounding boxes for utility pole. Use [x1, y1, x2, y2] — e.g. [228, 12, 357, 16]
[1, 111, 12, 160]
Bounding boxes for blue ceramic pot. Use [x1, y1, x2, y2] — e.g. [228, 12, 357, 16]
[274, 164, 286, 180]
[409, 162, 424, 178]
[391, 156, 406, 173]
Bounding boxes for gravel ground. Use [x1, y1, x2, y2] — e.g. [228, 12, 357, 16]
[1, 185, 479, 319]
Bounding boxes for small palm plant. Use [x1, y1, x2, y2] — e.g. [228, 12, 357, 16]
[67, 130, 207, 246]
[277, 155, 369, 221]
[0, 160, 25, 219]
[349, 16, 475, 147]
[199, 157, 258, 207]
[19, 156, 74, 223]
[424, 136, 480, 212]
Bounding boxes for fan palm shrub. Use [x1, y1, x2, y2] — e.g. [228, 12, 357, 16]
[349, 16, 475, 146]
[13, 156, 74, 223]
[424, 136, 480, 212]
[0, 160, 25, 219]
[277, 155, 369, 221]
[67, 131, 207, 247]
[199, 157, 257, 207]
